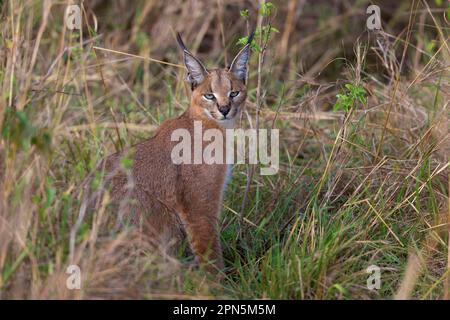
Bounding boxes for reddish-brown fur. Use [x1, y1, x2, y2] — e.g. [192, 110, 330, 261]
[102, 36, 251, 272]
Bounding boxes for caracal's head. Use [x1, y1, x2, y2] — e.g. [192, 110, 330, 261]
[177, 33, 252, 125]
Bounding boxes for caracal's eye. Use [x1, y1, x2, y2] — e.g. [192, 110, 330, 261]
[229, 91, 240, 98]
[203, 93, 215, 100]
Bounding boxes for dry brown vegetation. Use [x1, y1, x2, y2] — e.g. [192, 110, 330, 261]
[0, 0, 449, 299]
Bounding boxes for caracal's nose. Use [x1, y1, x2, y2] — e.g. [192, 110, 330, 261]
[218, 105, 231, 116]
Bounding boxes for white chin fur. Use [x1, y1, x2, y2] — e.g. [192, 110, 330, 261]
[203, 109, 236, 128]
[218, 117, 235, 129]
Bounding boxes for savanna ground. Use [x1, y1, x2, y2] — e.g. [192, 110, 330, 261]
[0, 0, 449, 299]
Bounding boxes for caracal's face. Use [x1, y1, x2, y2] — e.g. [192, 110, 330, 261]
[192, 69, 246, 123]
[177, 32, 251, 125]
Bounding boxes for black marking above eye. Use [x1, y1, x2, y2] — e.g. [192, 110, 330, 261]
[229, 91, 240, 98]
[204, 93, 215, 100]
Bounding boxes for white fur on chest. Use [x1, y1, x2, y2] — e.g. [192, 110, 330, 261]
[219, 119, 235, 197]
[221, 146, 234, 198]
[223, 164, 233, 191]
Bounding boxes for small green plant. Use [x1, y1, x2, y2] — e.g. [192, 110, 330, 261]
[1, 107, 51, 153]
[259, 1, 275, 17]
[239, 9, 249, 18]
[333, 83, 367, 112]
[237, 2, 279, 53]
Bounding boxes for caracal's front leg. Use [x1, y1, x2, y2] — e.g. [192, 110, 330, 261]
[178, 208, 224, 273]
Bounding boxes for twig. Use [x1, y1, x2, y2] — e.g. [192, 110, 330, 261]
[92, 46, 184, 69]
[375, 0, 419, 159]
[238, 0, 266, 238]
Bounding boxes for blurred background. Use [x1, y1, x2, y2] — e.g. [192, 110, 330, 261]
[0, 0, 448, 299]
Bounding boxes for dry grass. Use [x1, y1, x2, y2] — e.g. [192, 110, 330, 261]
[0, 0, 448, 299]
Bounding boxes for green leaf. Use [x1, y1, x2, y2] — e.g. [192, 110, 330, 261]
[333, 83, 366, 112]
[120, 154, 134, 170]
[259, 2, 276, 17]
[44, 186, 56, 209]
[240, 9, 249, 18]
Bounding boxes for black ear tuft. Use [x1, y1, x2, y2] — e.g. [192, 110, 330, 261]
[176, 32, 188, 51]
[247, 31, 255, 45]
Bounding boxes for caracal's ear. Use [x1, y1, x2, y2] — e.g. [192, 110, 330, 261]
[176, 33, 208, 89]
[229, 32, 254, 82]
